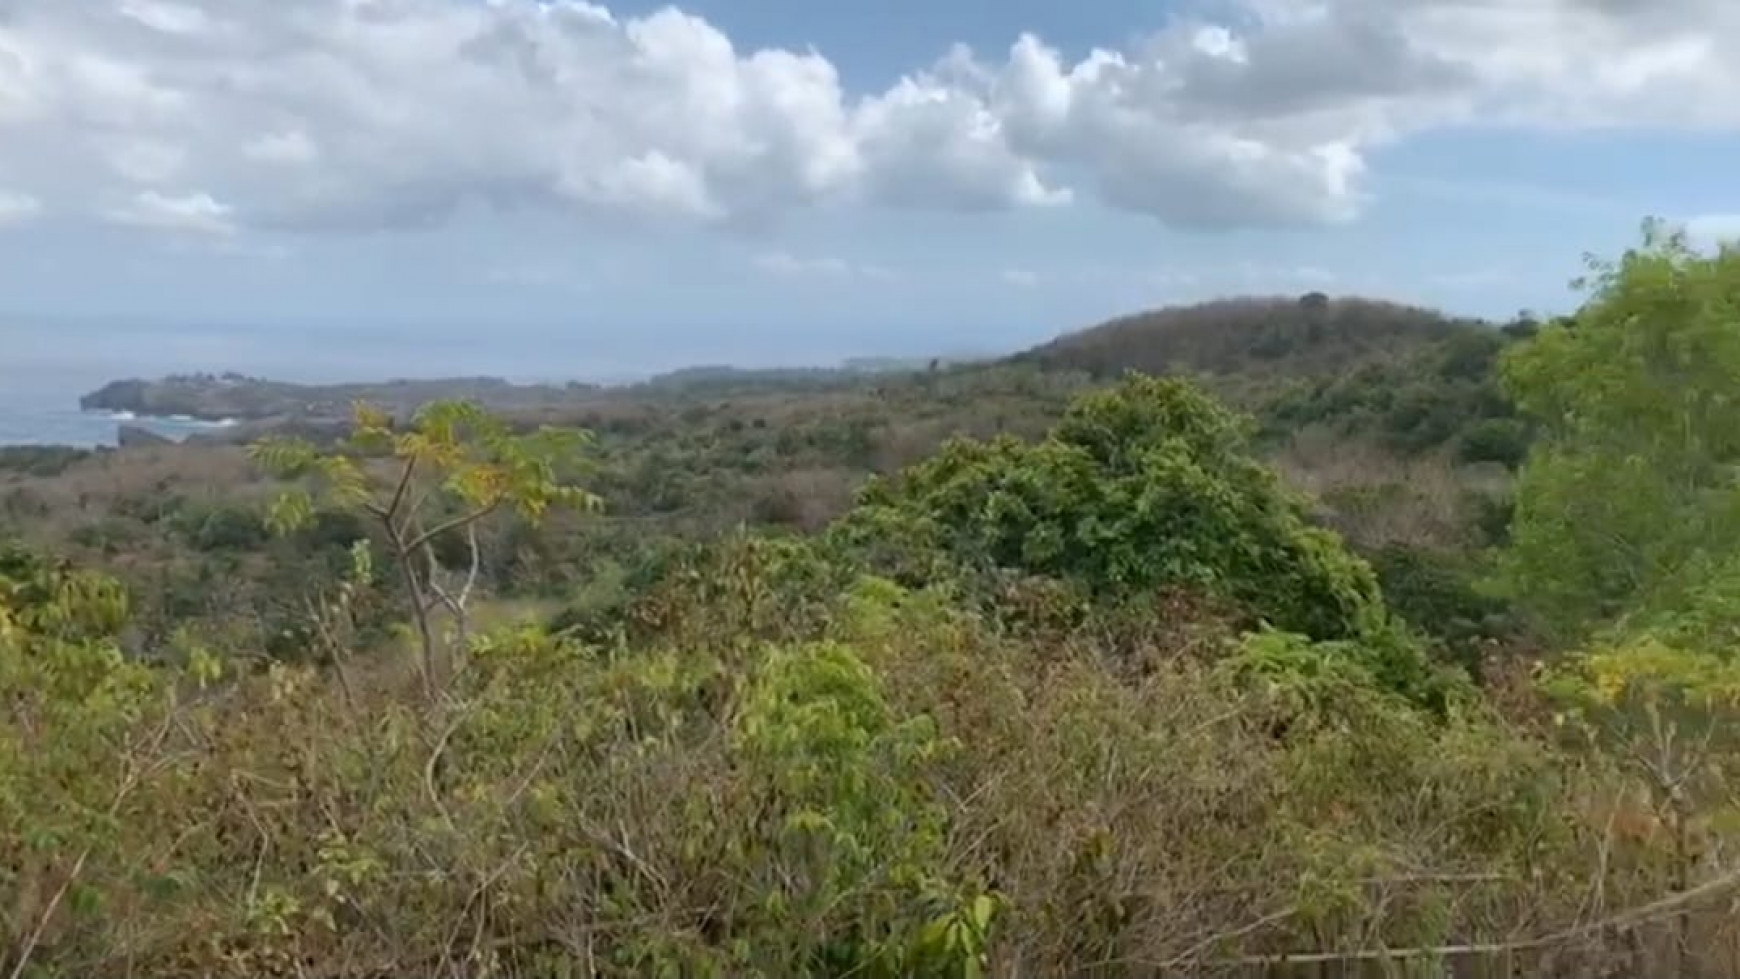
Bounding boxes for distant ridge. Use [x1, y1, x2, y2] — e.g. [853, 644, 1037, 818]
[1011, 294, 1483, 379]
[76, 294, 1490, 442]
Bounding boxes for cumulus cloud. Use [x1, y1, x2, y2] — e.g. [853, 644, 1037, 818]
[104, 190, 235, 236]
[0, 191, 43, 227]
[1686, 214, 1740, 248]
[0, 0, 1735, 236]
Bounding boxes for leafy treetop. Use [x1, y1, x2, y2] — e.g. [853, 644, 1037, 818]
[1501, 220, 1740, 635]
[844, 373, 1393, 647]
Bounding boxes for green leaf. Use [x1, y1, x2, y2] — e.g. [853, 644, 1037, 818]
[264, 489, 315, 537]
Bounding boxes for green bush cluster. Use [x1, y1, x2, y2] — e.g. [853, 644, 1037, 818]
[1262, 325, 1532, 463]
[846, 375, 1393, 647]
[0, 539, 1637, 978]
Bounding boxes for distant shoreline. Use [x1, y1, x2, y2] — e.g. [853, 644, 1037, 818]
[77, 358, 966, 425]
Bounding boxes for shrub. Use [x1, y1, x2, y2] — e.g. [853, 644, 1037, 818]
[844, 374, 1392, 646]
[1457, 417, 1532, 468]
[1367, 543, 1516, 675]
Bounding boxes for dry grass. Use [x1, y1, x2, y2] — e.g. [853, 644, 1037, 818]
[1271, 426, 1506, 551]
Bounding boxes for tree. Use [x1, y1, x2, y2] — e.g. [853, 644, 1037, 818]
[1500, 219, 1740, 635]
[1503, 223, 1740, 969]
[250, 401, 599, 698]
[843, 374, 1392, 647]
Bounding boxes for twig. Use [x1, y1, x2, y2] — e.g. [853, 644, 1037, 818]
[1201, 864, 1740, 970]
[8, 708, 177, 979]
[423, 711, 466, 827]
[406, 500, 502, 555]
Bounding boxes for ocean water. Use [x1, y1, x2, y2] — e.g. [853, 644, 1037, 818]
[0, 384, 235, 448]
[0, 317, 290, 448]
[0, 361, 240, 448]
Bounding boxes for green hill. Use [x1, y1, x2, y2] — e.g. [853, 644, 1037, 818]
[1012, 293, 1479, 379]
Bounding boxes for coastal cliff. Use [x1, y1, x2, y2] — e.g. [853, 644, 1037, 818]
[80, 373, 601, 423]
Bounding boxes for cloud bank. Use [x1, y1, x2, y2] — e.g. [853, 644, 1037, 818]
[0, 0, 1734, 235]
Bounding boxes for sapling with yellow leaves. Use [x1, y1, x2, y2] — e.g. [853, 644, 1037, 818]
[250, 400, 600, 698]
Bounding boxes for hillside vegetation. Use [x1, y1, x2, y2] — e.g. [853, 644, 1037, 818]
[1016, 294, 1473, 378]
[8, 226, 1740, 976]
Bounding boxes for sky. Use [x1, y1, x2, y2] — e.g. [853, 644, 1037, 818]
[2, 0, 1740, 379]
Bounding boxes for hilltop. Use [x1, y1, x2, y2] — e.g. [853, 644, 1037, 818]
[1012, 293, 1481, 379]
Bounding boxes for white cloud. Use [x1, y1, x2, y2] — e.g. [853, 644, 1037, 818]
[106, 139, 187, 183]
[1686, 213, 1740, 248]
[0, 191, 43, 226]
[105, 190, 236, 236]
[1000, 268, 1040, 288]
[756, 251, 850, 277]
[753, 250, 895, 281]
[0, 0, 1735, 237]
[117, 0, 214, 36]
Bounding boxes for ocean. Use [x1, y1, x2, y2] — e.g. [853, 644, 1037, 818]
[0, 317, 340, 448]
[0, 375, 236, 448]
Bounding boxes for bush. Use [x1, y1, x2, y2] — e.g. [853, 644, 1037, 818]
[844, 374, 1393, 647]
[2, 558, 1664, 978]
[175, 501, 270, 552]
[1457, 417, 1532, 468]
[1367, 543, 1516, 675]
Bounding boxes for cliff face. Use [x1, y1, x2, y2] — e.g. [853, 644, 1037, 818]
[81, 380, 156, 413]
[80, 375, 293, 421]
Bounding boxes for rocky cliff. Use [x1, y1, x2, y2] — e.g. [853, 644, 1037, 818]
[80, 373, 601, 423]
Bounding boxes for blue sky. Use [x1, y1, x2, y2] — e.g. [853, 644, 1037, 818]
[1, 0, 1737, 380]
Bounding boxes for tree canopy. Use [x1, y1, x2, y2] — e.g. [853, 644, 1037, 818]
[1502, 220, 1740, 634]
[837, 375, 1424, 663]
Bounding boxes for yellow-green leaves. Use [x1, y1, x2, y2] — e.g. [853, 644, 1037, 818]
[247, 435, 321, 479]
[264, 487, 315, 536]
[348, 400, 394, 452]
[1546, 634, 1740, 718]
[0, 544, 183, 973]
[186, 643, 225, 689]
[247, 400, 601, 698]
[1501, 221, 1740, 636]
[252, 399, 599, 543]
[913, 892, 1004, 979]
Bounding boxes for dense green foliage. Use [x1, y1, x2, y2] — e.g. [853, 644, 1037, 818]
[840, 377, 1414, 678]
[1264, 324, 1534, 463]
[13, 247, 1740, 976]
[1503, 222, 1740, 636]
